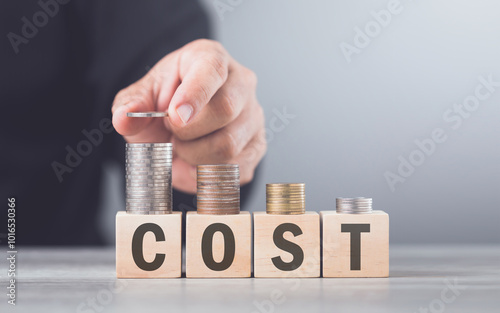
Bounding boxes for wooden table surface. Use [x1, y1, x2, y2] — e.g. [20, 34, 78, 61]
[1, 245, 499, 312]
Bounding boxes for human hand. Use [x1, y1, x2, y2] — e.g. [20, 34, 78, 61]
[112, 39, 266, 194]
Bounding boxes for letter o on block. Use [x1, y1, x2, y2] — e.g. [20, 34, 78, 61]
[186, 212, 251, 278]
[253, 212, 320, 277]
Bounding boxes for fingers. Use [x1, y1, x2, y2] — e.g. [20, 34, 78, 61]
[111, 38, 266, 192]
[112, 52, 180, 139]
[173, 100, 264, 165]
[170, 128, 267, 194]
[169, 63, 257, 141]
[167, 40, 231, 131]
[233, 128, 267, 185]
[111, 78, 157, 137]
[171, 158, 197, 194]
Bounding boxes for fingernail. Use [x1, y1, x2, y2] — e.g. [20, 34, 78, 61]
[176, 104, 194, 125]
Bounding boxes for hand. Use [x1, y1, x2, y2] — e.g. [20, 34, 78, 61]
[112, 39, 266, 194]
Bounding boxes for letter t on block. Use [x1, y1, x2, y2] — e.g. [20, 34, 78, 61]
[321, 211, 389, 277]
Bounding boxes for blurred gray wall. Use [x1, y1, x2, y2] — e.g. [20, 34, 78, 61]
[196, 0, 500, 243]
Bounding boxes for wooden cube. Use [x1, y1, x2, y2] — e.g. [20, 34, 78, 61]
[116, 211, 182, 278]
[186, 211, 251, 278]
[321, 210, 389, 277]
[253, 212, 320, 278]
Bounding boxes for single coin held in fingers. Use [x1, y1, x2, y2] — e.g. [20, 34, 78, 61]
[127, 112, 168, 118]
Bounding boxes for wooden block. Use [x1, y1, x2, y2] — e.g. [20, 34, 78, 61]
[321, 210, 389, 277]
[116, 211, 182, 278]
[253, 212, 320, 278]
[186, 211, 251, 278]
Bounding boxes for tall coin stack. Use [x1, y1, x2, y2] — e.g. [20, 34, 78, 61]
[125, 143, 173, 214]
[336, 197, 372, 214]
[266, 183, 305, 215]
[197, 164, 240, 215]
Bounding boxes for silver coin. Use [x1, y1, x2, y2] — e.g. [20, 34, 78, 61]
[126, 197, 171, 202]
[127, 209, 172, 215]
[126, 170, 172, 175]
[126, 189, 169, 194]
[126, 159, 171, 163]
[126, 150, 171, 154]
[126, 192, 170, 196]
[127, 192, 170, 196]
[126, 203, 171, 208]
[126, 179, 171, 184]
[127, 146, 171, 149]
[126, 152, 172, 157]
[127, 112, 167, 118]
[126, 145, 172, 149]
[127, 178, 171, 182]
[126, 181, 171, 186]
[126, 200, 171, 206]
[126, 206, 171, 211]
[126, 154, 171, 158]
[126, 174, 171, 179]
[126, 172, 171, 176]
[336, 197, 373, 213]
[126, 150, 170, 154]
[126, 173, 171, 178]
[126, 147, 172, 152]
[126, 150, 172, 155]
[126, 166, 171, 171]
[127, 182, 171, 186]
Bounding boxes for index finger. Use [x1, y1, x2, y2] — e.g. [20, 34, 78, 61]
[167, 44, 229, 129]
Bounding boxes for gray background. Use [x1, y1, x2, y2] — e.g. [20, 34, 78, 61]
[101, 0, 500, 244]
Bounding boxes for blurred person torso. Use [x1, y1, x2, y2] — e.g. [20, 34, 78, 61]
[0, 0, 210, 245]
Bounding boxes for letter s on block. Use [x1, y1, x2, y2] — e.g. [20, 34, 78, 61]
[131, 223, 166, 271]
[272, 223, 304, 271]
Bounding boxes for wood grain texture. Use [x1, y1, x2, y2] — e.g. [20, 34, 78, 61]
[186, 211, 251, 278]
[321, 210, 389, 277]
[116, 211, 182, 278]
[253, 212, 320, 278]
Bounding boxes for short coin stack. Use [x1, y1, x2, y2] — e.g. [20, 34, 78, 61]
[266, 183, 305, 215]
[336, 197, 372, 214]
[125, 143, 172, 214]
[197, 164, 240, 215]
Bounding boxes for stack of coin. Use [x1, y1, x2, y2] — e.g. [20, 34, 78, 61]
[125, 143, 172, 214]
[336, 197, 372, 214]
[197, 164, 240, 215]
[266, 183, 305, 215]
